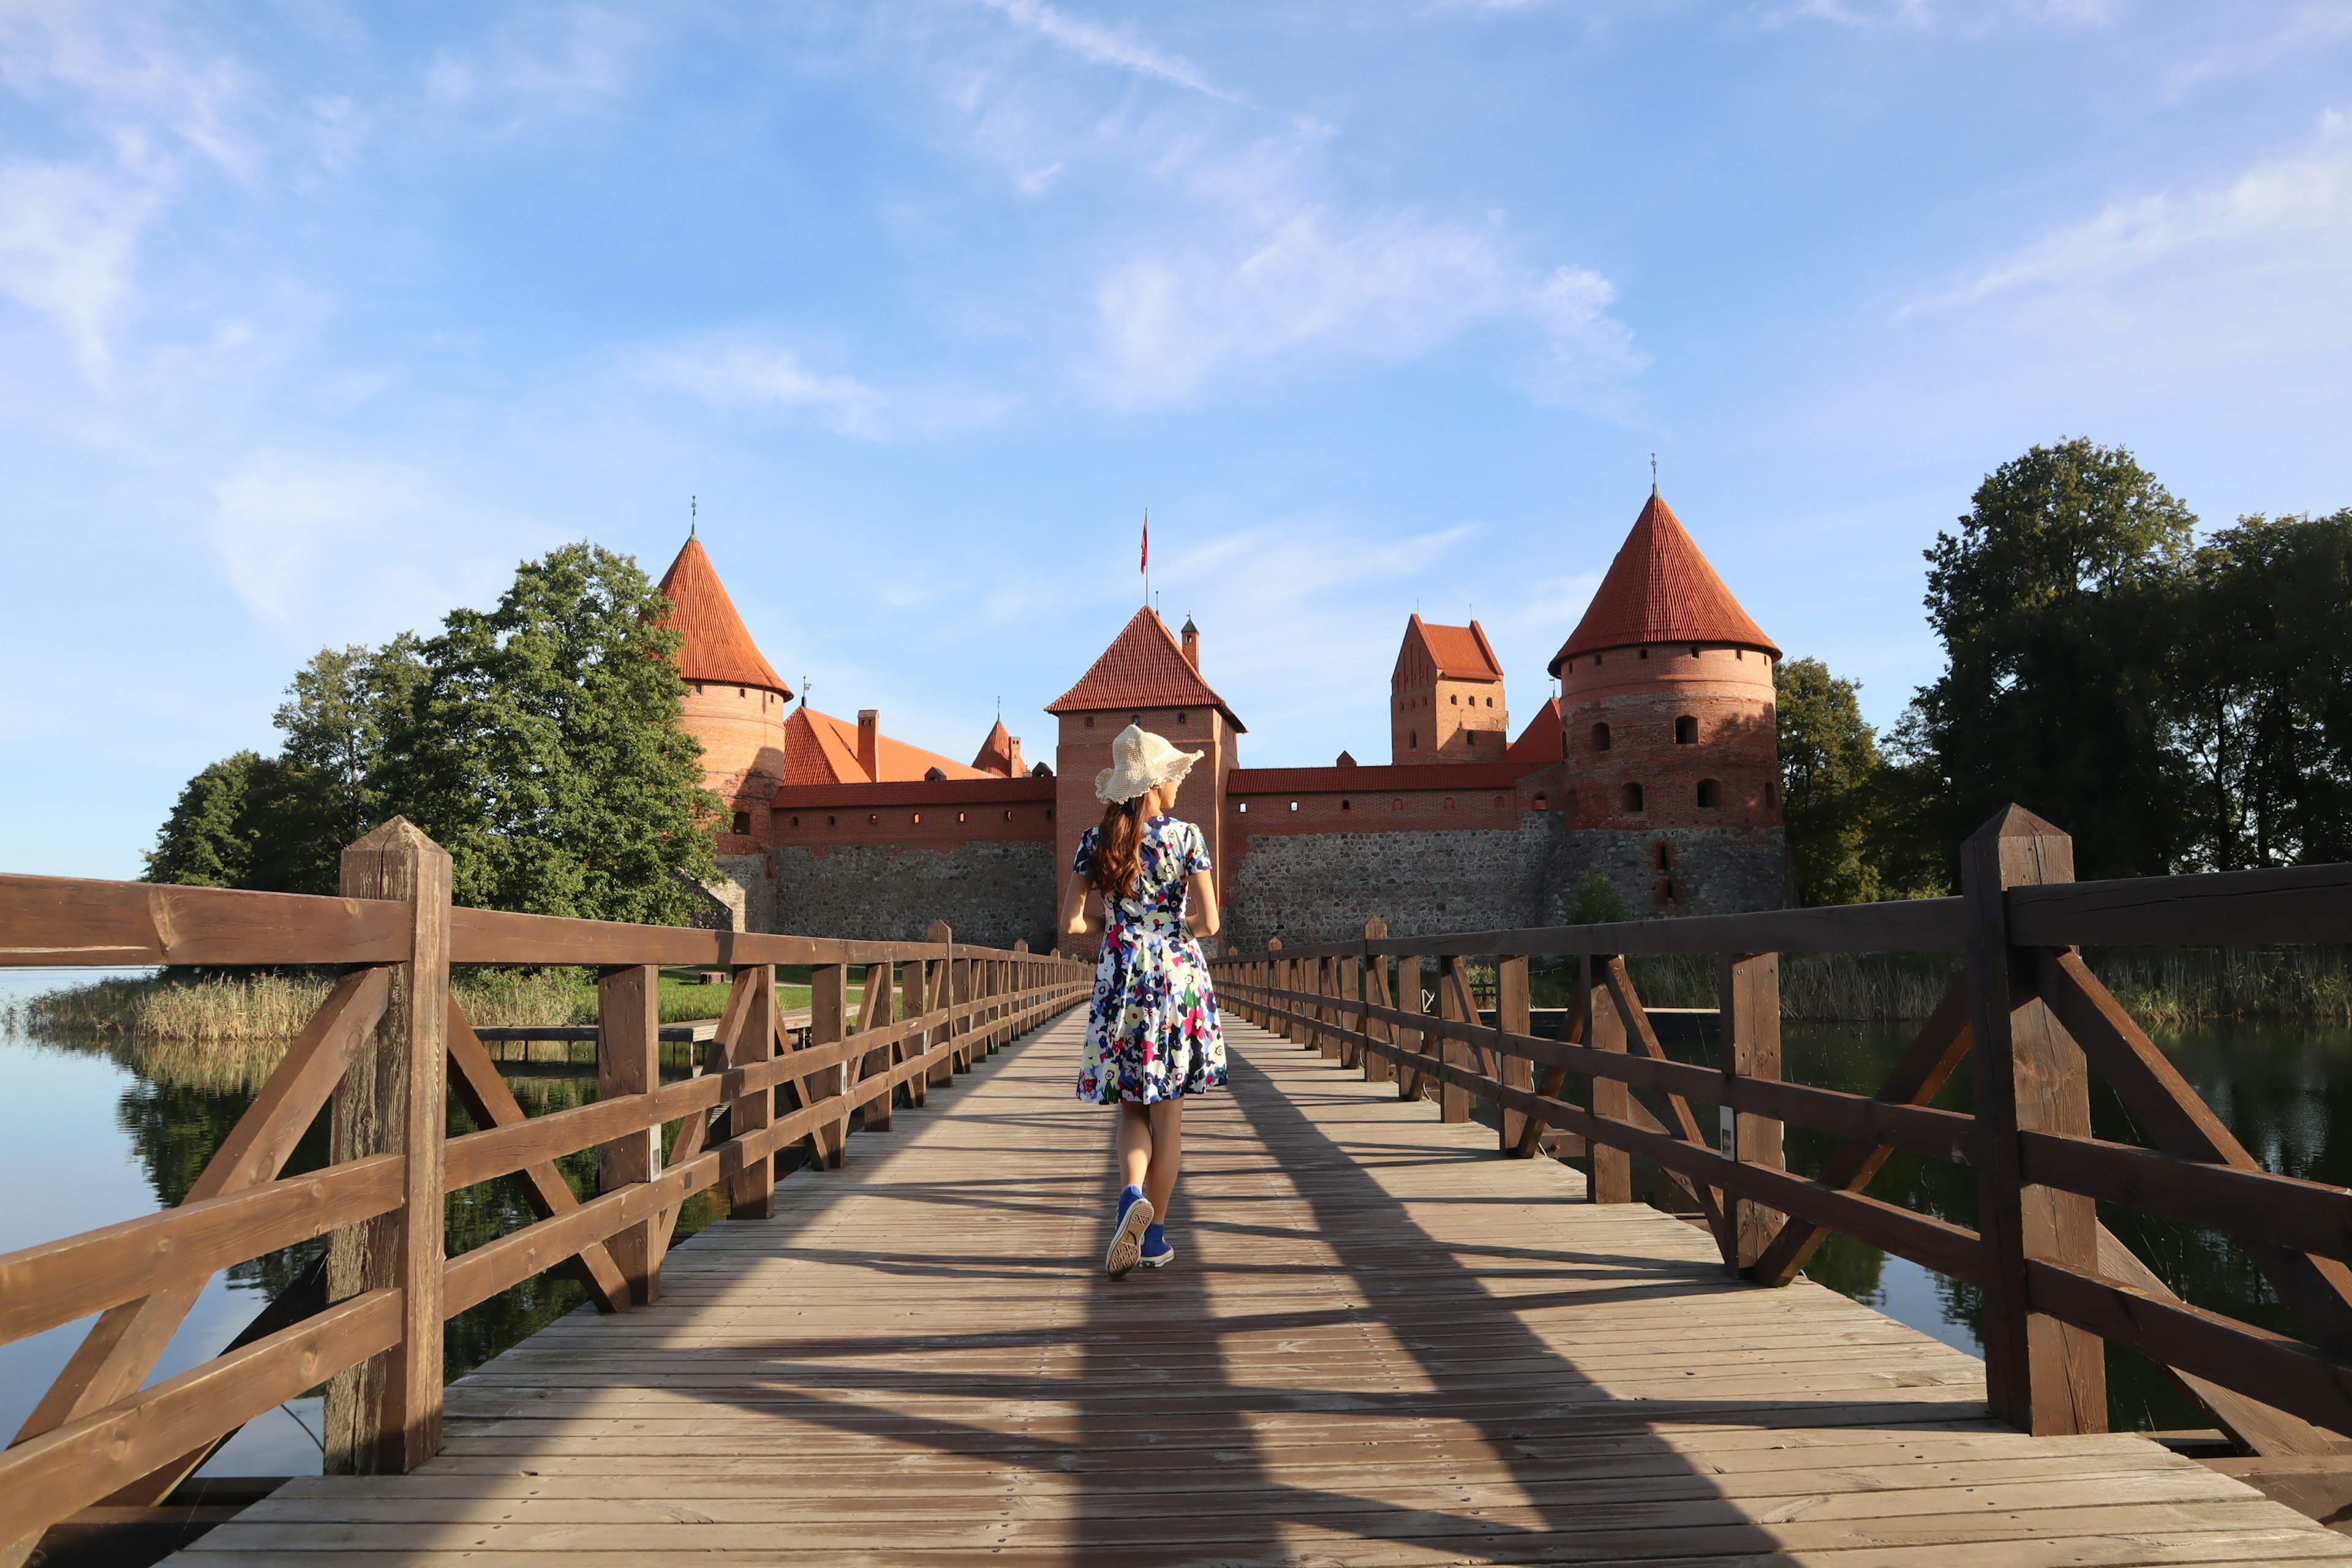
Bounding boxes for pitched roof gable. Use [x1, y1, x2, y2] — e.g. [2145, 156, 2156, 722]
[971, 718, 1019, 776]
[1047, 608, 1246, 732]
[1548, 492, 1779, 671]
[657, 537, 792, 696]
[1403, 615, 1504, 683]
[1504, 696, 1564, 768]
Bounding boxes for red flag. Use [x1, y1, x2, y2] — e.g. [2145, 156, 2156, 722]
[1140, 513, 1149, 576]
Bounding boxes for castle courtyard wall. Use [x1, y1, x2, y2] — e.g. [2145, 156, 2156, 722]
[1222, 810, 1577, 948]
[769, 840, 1060, 951]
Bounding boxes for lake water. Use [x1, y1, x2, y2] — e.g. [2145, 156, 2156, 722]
[4, 970, 2346, 1464]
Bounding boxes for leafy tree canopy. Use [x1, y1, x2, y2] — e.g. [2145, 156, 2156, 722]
[148, 544, 717, 923]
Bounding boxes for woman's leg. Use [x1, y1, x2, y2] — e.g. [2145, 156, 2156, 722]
[1142, 1098, 1183, 1218]
[1117, 1102, 1153, 1193]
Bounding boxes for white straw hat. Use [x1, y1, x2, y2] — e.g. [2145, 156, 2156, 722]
[1094, 723, 1204, 805]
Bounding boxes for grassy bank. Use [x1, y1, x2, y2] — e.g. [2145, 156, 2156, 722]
[2, 967, 839, 1046]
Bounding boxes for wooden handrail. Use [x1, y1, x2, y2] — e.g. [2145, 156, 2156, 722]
[1210, 821, 2352, 1453]
[0, 839, 1091, 1558]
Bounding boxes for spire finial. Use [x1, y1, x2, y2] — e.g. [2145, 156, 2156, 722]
[690, 494, 698, 538]
[1650, 454, 1658, 497]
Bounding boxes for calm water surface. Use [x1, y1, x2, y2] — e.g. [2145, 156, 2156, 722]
[6, 970, 2348, 1457]
[0, 970, 727, 1478]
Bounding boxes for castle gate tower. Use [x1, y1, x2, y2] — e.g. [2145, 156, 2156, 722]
[1390, 615, 1509, 764]
[1047, 609, 1245, 941]
[1547, 489, 1787, 914]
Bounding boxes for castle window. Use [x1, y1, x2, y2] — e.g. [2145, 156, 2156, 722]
[1087, 716, 1096, 728]
[1591, 722, 1611, 752]
[1697, 778, 1722, 808]
[1691, 646, 1700, 658]
[1623, 782, 1645, 813]
[1656, 843, 1672, 870]
[925, 766, 947, 781]
[1409, 730, 1419, 750]
[738, 687, 746, 697]
[1594, 654, 1604, 665]
[1534, 793, 1548, 810]
[791, 815, 800, 827]
[959, 812, 968, 823]
[1444, 796, 1456, 812]
[1178, 711, 1188, 725]
[1486, 697, 1494, 707]
[1638, 649, 1649, 661]
[827, 815, 837, 826]
[1289, 801, 1299, 812]
[1237, 801, 1249, 813]
[1046, 809, 1054, 819]
[912, 812, 922, 824]
[692, 682, 703, 695]
[1450, 693, 1458, 705]
[1467, 731, 1477, 746]
[1664, 879, 1679, 903]
[731, 811, 750, 835]
[1675, 715, 1698, 745]
[1131, 714, 1140, 725]
[1341, 799, 1351, 812]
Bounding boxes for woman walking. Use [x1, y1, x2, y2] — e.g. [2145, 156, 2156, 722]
[1059, 723, 1225, 1279]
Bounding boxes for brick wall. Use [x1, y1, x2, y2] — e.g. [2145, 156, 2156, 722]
[769, 840, 1060, 950]
[1222, 811, 1575, 947]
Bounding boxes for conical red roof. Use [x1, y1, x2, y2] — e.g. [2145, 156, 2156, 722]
[657, 537, 791, 696]
[1547, 492, 1778, 672]
[971, 718, 1019, 775]
[1047, 608, 1245, 732]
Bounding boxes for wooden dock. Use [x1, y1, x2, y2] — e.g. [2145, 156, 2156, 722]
[173, 1013, 2352, 1567]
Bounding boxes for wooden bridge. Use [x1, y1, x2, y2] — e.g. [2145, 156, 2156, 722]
[6, 809, 2352, 1565]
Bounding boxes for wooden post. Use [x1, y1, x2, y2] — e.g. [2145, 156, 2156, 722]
[1497, 954, 1534, 1156]
[1965, 807, 2105, 1434]
[949, 950, 973, 1071]
[324, 818, 451, 1475]
[596, 963, 663, 1303]
[1435, 956, 1472, 1123]
[1586, 954, 1632, 1204]
[1722, 952, 1785, 1272]
[1395, 955, 1426, 1101]
[858, 961, 894, 1131]
[1310, 957, 1331, 1058]
[926, 922, 956, 1088]
[1338, 955, 1362, 1069]
[728, 964, 777, 1219]
[809, 963, 849, 1168]
[902, 952, 929, 1107]
[1362, 920, 1393, 1085]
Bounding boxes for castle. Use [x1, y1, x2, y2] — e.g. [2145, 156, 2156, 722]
[662, 488, 1789, 949]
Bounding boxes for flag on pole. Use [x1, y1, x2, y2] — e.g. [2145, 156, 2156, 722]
[1141, 512, 1149, 576]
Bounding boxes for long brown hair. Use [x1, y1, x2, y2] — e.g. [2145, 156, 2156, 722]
[1087, 796, 1147, 899]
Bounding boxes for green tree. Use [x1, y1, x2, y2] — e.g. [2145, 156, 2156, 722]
[375, 543, 718, 922]
[1910, 437, 2197, 878]
[1775, 659, 1886, 906]
[146, 752, 269, 887]
[1556, 872, 1630, 926]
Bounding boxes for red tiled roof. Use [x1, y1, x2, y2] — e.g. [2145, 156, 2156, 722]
[1548, 492, 1779, 671]
[1047, 608, 1246, 732]
[1409, 616, 1504, 682]
[784, 706, 990, 786]
[656, 538, 792, 696]
[1503, 697, 1564, 768]
[971, 718, 1019, 776]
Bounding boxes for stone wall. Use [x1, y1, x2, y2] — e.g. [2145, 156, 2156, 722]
[715, 853, 772, 931]
[1554, 826, 1789, 919]
[769, 841, 1060, 950]
[1222, 812, 1576, 947]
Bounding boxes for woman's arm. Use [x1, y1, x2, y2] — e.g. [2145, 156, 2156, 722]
[1059, 870, 1101, 937]
[1185, 870, 1220, 938]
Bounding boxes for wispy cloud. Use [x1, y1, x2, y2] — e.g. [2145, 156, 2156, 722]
[969, 0, 1228, 99]
[636, 335, 1008, 440]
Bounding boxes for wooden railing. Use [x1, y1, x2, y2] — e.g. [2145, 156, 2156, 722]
[0, 819, 1088, 1561]
[1210, 805, 2352, 1455]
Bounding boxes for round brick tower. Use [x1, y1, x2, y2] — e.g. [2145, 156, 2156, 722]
[1546, 489, 1786, 915]
[656, 533, 793, 846]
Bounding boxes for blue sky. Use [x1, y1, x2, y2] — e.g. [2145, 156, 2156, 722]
[4, 1, 2350, 879]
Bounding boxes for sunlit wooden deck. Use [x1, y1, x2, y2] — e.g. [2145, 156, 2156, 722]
[176, 1013, 2352, 1567]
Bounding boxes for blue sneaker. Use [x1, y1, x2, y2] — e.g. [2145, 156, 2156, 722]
[1106, 1185, 1153, 1278]
[1139, 1221, 1175, 1270]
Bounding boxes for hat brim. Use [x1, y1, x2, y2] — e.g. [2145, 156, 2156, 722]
[1094, 747, 1204, 804]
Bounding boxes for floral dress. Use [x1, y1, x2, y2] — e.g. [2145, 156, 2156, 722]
[1075, 816, 1226, 1104]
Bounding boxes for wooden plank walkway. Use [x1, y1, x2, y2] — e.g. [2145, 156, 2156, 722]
[175, 1015, 2352, 1566]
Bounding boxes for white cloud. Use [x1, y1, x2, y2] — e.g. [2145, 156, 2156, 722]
[0, 154, 159, 371]
[636, 336, 1009, 440]
[1757, 0, 2109, 26]
[211, 453, 423, 621]
[968, 0, 1227, 99]
[1904, 109, 2352, 388]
